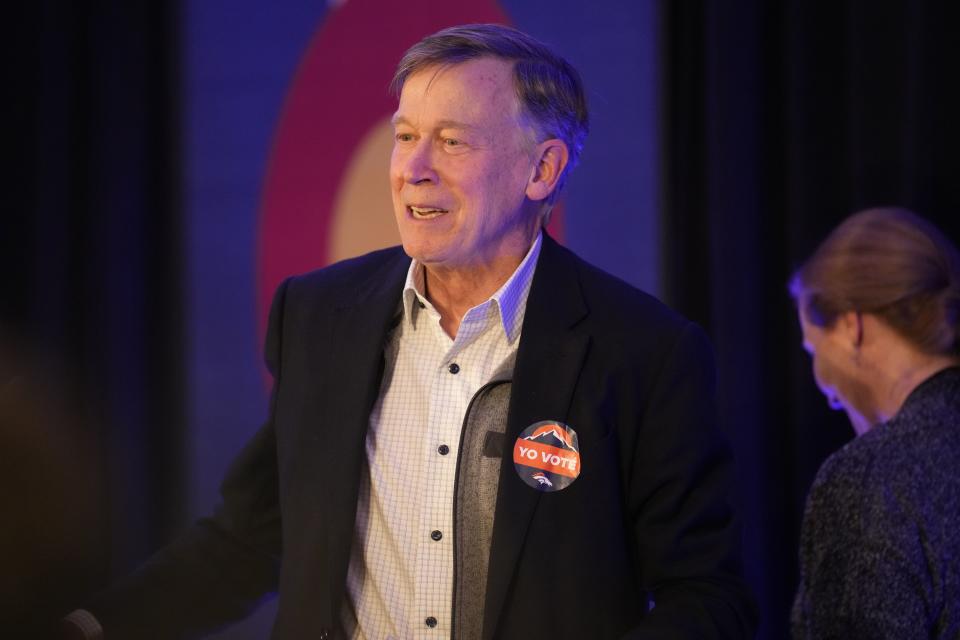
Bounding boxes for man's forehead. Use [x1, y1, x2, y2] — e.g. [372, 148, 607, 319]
[392, 58, 521, 126]
[390, 113, 480, 131]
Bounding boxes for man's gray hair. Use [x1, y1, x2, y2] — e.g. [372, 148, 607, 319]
[391, 24, 589, 204]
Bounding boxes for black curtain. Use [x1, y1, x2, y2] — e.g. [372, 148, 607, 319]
[4, 1, 182, 631]
[662, 1, 960, 637]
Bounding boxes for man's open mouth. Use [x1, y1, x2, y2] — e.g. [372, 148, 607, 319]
[408, 205, 449, 219]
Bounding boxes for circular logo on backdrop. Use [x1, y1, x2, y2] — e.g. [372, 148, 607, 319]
[513, 421, 581, 492]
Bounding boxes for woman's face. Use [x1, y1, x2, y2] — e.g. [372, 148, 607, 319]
[798, 308, 876, 435]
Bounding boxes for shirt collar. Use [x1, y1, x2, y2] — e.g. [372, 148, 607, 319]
[401, 230, 543, 343]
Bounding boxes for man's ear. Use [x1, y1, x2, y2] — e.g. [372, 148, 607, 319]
[525, 139, 569, 202]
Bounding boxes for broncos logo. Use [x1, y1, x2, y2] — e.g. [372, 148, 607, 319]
[531, 472, 554, 487]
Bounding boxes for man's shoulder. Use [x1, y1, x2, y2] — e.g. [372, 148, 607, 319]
[284, 245, 409, 298]
[547, 239, 691, 336]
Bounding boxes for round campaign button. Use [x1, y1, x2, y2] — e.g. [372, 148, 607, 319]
[513, 420, 581, 492]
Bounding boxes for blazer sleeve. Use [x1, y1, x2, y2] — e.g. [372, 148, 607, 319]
[82, 279, 291, 639]
[624, 322, 757, 639]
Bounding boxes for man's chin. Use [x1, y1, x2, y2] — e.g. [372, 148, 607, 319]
[399, 242, 447, 267]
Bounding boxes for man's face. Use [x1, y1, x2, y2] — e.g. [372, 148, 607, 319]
[390, 57, 542, 272]
[798, 309, 875, 434]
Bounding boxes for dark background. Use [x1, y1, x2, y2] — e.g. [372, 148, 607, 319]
[5, 1, 959, 637]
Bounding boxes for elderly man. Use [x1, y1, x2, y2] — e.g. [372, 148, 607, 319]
[65, 24, 755, 639]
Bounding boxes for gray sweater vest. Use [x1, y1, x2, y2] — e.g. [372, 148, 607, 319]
[452, 380, 511, 640]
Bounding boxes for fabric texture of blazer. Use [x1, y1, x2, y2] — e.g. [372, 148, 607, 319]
[88, 234, 756, 639]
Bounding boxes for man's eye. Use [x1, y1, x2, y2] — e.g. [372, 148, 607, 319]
[395, 133, 414, 142]
[443, 138, 461, 147]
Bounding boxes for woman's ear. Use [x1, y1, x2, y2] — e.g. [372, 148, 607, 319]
[838, 310, 864, 348]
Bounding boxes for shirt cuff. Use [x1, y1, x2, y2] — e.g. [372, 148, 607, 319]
[64, 609, 104, 640]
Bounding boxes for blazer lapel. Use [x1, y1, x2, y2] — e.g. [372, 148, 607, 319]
[482, 235, 591, 639]
[309, 249, 410, 611]
[320, 251, 409, 458]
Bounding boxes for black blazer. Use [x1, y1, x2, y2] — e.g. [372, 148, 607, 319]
[89, 235, 756, 639]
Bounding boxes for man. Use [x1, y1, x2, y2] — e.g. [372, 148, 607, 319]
[66, 24, 755, 639]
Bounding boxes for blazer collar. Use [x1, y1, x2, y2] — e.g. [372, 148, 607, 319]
[333, 248, 411, 313]
[322, 247, 409, 444]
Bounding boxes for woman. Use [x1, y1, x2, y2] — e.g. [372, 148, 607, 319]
[789, 207, 960, 639]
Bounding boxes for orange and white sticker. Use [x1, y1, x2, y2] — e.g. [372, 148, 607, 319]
[513, 421, 581, 492]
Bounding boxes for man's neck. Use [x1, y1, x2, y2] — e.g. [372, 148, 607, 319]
[424, 256, 524, 338]
[422, 225, 541, 339]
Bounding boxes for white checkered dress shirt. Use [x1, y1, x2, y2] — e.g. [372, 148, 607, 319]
[342, 232, 542, 640]
[62, 234, 543, 640]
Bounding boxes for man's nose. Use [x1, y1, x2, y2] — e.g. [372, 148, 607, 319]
[402, 141, 438, 185]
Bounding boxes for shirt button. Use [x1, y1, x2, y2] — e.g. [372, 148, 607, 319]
[448, 363, 460, 374]
[425, 616, 438, 628]
[437, 444, 450, 456]
[431, 529, 443, 541]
